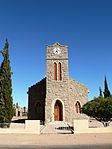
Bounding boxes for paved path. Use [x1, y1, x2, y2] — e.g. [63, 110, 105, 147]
[0, 145, 112, 149]
[0, 133, 112, 147]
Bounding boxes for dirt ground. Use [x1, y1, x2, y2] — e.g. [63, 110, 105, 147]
[0, 133, 112, 146]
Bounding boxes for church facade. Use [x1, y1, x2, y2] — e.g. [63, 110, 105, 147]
[28, 43, 89, 125]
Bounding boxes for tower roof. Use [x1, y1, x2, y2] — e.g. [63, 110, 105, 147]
[46, 42, 68, 48]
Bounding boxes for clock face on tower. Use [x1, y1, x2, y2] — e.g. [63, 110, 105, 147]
[53, 47, 61, 55]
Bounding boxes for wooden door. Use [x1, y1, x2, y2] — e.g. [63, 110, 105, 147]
[54, 105, 60, 121]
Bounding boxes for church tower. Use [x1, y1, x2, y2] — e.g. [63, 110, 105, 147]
[45, 42, 70, 122]
[28, 42, 88, 126]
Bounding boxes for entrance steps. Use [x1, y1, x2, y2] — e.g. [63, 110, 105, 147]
[40, 121, 73, 134]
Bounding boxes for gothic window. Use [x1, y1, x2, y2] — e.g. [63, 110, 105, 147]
[75, 101, 81, 113]
[58, 62, 62, 80]
[36, 102, 41, 114]
[54, 62, 57, 80]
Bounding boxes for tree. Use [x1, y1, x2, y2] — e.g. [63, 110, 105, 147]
[99, 86, 103, 97]
[0, 39, 13, 124]
[0, 75, 6, 123]
[16, 102, 19, 108]
[103, 76, 111, 98]
[0, 55, 6, 124]
[82, 97, 112, 127]
[12, 103, 16, 116]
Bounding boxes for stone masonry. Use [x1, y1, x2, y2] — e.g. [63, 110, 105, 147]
[28, 42, 89, 126]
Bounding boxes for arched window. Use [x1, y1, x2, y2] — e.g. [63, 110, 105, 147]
[35, 102, 42, 119]
[75, 101, 81, 113]
[58, 62, 62, 80]
[54, 62, 57, 80]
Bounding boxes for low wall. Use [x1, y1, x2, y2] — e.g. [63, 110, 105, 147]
[25, 120, 40, 134]
[0, 120, 40, 134]
[74, 120, 112, 134]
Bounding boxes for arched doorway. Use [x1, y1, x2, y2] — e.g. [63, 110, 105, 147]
[54, 100, 63, 121]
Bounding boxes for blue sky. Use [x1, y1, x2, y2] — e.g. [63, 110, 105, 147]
[0, 0, 112, 107]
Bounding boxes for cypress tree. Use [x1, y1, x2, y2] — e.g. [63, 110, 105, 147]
[0, 38, 13, 124]
[99, 86, 103, 97]
[103, 76, 111, 98]
[0, 68, 6, 123]
[0, 97, 6, 123]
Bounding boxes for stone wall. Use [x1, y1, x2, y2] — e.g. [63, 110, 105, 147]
[45, 43, 89, 125]
[46, 43, 70, 123]
[68, 79, 89, 125]
[28, 42, 89, 125]
[28, 78, 46, 121]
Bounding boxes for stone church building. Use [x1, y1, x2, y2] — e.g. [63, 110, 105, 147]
[28, 43, 89, 125]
